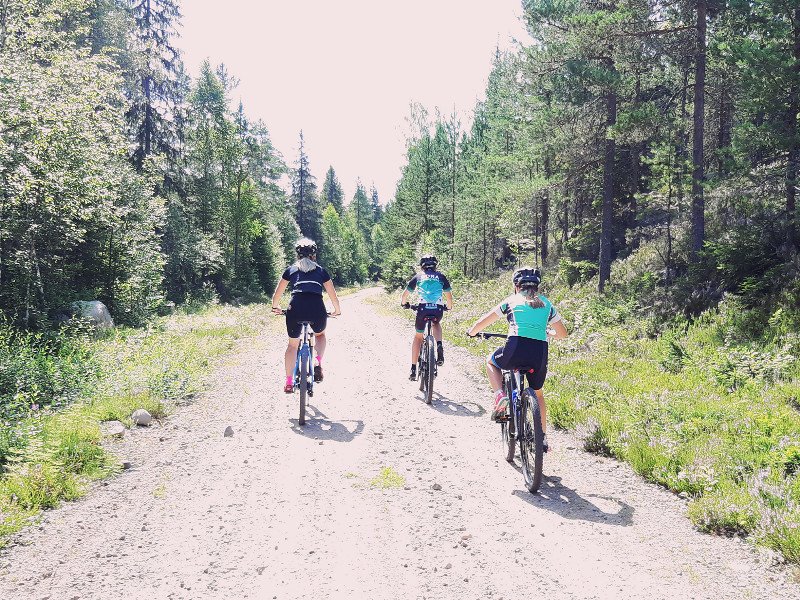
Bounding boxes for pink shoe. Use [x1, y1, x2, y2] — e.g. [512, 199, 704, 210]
[490, 391, 509, 422]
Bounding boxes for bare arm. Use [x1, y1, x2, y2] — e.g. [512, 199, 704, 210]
[549, 319, 568, 340]
[271, 278, 289, 313]
[443, 291, 453, 310]
[323, 280, 341, 315]
[467, 309, 500, 337]
[399, 288, 411, 306]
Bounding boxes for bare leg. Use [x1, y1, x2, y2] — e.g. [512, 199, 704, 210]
[284, 338, 300, 379]
[314, 331, 326, 361]
[411, 332, 423, 364]
[486, 356, 503, 392]
[533, 388, 547, 433]
[431, 322, 443, 342]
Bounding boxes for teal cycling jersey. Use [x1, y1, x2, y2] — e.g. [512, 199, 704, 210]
[405, 270, 452, 305]
[494, 294, 560, 341]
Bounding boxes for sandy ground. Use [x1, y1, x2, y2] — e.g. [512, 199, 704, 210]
[1, 287, 798, 600]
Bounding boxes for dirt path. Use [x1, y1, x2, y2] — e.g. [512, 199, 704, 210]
[1, 288, 797, 600]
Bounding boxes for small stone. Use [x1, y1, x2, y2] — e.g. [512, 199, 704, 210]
[224, 426, 234, 437]
[100, 421, 125, 438]
[121, 461, 133, 470]
[432, 483, 442, 491]
[318, 441, 324, 445]
[131, 409, 152, 426]
[461, 534, 472, 541]
[444, 563, 452, 569]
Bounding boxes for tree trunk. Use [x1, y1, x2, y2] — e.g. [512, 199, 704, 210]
[542, 153, 551, 264]
[0, 0, 9, 51]
[787, 8, 800, 251]
[691, 0, 707, 260]
[717, 79, 732, 177]
[676, 64, 690, 212]
[599, 61, 617, 293]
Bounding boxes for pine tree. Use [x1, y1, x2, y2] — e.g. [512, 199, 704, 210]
[290, 131, 322, 242]
[321, 166, 344, 213]
[127, 0, 184, 171]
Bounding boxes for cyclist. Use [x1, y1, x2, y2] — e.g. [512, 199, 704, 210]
[400, 254, 453, 381]
[271, 238, 342, 393]
[466, 267, 567, 451]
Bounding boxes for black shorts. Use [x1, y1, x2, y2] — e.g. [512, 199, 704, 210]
[490, 336, 548, 390]
[285, 293, 327, 338]
[415, 304, 444, 333]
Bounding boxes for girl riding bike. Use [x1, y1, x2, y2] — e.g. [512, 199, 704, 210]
[467, 267, 567, 451]
[271, 238, 342, 393]
[400, 254, 453, 381]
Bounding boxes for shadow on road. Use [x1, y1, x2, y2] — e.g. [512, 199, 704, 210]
[512, 475, 634, 526]
[414, 391, 487, 417]
[289, 405, 365, 442]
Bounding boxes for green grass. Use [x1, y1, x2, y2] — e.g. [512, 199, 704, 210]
[372, 271, 800, 562]
[0, 303, 274, 546]
[369, 466, 406, 489]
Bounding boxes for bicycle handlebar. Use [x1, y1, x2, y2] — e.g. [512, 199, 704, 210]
[402, 303, 449, 311]
[468, 329, 556, 340]
[272, 309, 340, 317]
[469, 332, 507, 339]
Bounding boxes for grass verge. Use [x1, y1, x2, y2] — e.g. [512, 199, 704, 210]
[0, 303, 273, 546]
[370, 273, 800, 562]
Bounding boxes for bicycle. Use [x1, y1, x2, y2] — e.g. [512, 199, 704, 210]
[403, 303, 446, 405]
[472, 332, 545, 493]
[276, 311, 334, 426]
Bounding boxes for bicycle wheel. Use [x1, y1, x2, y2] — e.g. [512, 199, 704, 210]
[298, 346, 308, 425]
[417, 353, 425, 393]
[519, 389, 544, 493]
[423, 335, 435, 404]
[500, 373, 515, 463]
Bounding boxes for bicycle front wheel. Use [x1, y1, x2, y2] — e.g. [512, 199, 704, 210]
[423, 336, 435, 404]
[298, 349, 308, 425]
[519, 389, 544, 493]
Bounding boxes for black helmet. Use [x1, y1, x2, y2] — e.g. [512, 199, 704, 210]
[419, 254, 438, 270]
[295, 238, 317, 258]
[513, 266, 541, 288]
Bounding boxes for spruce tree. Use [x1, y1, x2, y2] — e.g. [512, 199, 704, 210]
[127, 0, 184, 171]
[321, 166, 344, 213]
[290, 131, 322, 242]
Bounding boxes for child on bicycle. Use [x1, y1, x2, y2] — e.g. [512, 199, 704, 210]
[271, 238, 342, 393]
[467, 267, 567, 451]
[399, 254, 453, 381]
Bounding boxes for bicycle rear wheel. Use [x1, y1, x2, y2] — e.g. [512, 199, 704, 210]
[500, 373, 515, 462]
[423, 335, 435, 404]
[298, 347, 308, 425]
[519, 389, 544, 493]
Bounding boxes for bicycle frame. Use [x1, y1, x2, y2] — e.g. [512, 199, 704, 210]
[293, 322, 314, 393]
[404, 303, 444, 404]
[474, 331, 545, 492]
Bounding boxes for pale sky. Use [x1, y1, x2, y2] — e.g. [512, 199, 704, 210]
[179, 0, 530, 204]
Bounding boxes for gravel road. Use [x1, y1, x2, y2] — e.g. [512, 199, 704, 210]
[1, 288, 797, 600]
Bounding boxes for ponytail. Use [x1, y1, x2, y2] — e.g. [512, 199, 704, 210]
[519, 283, 545, 308]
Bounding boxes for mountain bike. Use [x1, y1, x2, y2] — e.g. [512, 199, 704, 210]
[276, 311, 335, 426]
[473, 332, 544, 493]
[404, 303, 447, 405]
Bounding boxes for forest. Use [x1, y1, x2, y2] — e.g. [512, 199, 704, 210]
[383, 0, 799, 318]
[0, 0, 381, 332]
[2, 0, 800, 563]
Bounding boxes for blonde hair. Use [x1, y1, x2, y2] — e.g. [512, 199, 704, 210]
[294, 257, 319, 273]
[518, 284, 545, 308]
